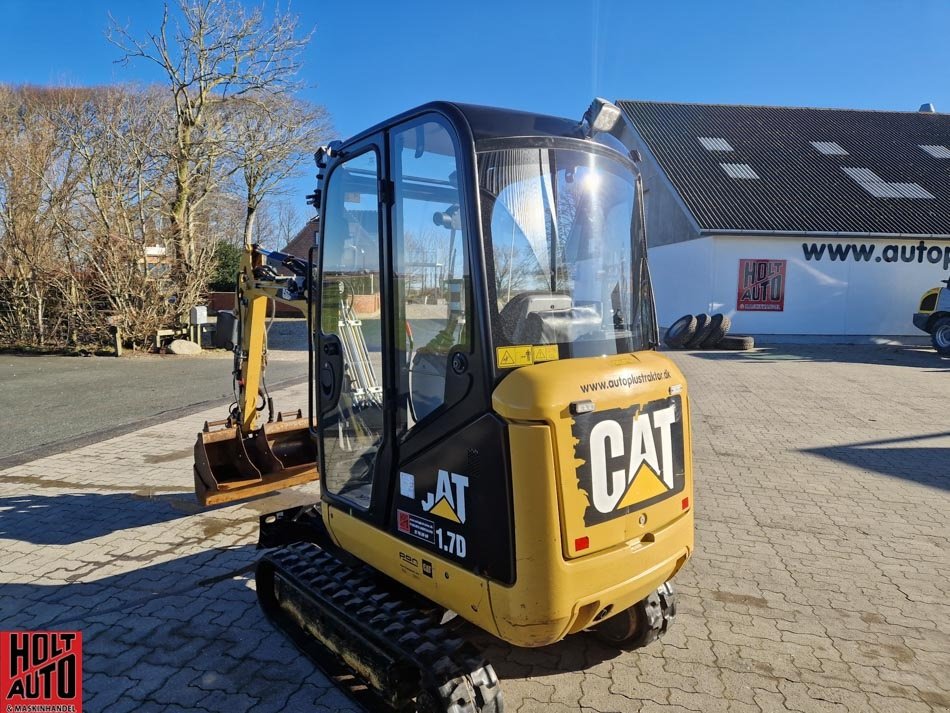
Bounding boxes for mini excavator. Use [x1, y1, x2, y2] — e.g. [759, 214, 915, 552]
[194, 99, 695, 712]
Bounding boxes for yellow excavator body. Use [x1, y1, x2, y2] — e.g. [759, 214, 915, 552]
[325, 352, 692, 648]
[192, 99, 695, 711]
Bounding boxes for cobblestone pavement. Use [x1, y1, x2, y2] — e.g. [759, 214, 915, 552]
[1, 345, 948, 712]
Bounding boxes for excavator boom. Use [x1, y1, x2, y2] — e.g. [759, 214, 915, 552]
[193, 244, 318, 505]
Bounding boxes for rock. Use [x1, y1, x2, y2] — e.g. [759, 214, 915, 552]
[168, 339, 202, 355]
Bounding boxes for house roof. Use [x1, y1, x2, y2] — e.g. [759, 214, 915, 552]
[617, 100, 950, 237]
[282, 216, 320, 260]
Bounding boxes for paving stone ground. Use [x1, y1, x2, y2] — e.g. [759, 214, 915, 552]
[1, 344, 948, 712]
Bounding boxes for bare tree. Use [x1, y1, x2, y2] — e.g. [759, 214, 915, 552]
[109, 0, 312, 314]
[271, 198, 307, 249]
[58, 86, 180, 347]
[250, 197, 307, 249]
[225, 94, 330, 246]
[0, 2, 325, 352]
[0, 86, 84, 347]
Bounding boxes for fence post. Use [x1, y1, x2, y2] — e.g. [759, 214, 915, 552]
[109, 325, 123, 357]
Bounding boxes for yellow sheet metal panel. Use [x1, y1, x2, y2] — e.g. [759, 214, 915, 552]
[325, 351, 694, 650]
[323, 502, 499, 636]
[493, 352, 692, 551]
[487, 422, 692, 647]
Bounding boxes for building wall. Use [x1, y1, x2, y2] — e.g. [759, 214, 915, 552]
[649, 235, 950, 336]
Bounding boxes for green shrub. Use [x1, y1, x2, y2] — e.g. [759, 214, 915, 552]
[209, 242, 242, 291]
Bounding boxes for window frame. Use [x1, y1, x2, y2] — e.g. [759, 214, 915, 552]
[390, 113, 476, 439]
[474, 137, 652, 372]
[314, 139, 390, 517]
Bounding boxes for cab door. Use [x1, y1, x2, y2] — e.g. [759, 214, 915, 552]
[314, 136, 393, 519]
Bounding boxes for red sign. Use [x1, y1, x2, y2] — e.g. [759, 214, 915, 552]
[737, 259, 786, 311]
[1, 631, 82, 712]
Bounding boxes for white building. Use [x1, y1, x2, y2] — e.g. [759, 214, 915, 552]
[617, 100, 950, 338]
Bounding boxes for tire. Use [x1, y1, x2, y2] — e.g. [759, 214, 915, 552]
[718, 335, 755, 351]
[700, 314, 732, 348]
[931, 317, 950, 355]
[590, 581, 676, 650]
[664, 315, 697, 349]
[684, 313, 712, 349]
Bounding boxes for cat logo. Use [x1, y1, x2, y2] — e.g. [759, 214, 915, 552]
[572, 397, 685, 526]
[421, 470, 469, 524]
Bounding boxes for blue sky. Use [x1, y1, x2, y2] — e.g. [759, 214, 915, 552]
[2, 0, 949, 209]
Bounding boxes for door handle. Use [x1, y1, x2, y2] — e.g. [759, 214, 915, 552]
[319, 333, 344, 415]
[320, 362, 336, 396]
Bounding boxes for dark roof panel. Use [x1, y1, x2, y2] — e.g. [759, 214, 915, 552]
[453, 103, 581, 143]
[618, 100, 950, 236]
[340, 101, 582, 151]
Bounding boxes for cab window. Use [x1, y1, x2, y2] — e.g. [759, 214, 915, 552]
[391, 119, 471, 432]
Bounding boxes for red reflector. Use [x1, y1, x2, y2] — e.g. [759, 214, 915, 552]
[575, 536, 590, 551]
[682, 497, 690, 510]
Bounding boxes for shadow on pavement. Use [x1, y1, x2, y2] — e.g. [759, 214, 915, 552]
[0, 492, 193, 545]
[2, 545, 357, 712]
[469, 625, 624, 681]
[685, 344, 950, 369]
[4, 539, 663, 711]
[803, 432, 950, 491]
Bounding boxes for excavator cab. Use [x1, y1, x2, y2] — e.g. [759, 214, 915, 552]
[195, 100, 694, 712]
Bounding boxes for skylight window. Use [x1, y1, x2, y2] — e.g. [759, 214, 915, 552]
[861, 182, 904, 199]
[891, 182, 935, 199]
[919, 144, 950, 159]
[698, 137, 733, 152]
[720, 163, 758, 180]
[811, 141, 848, 156]
[842, 167, 933, 199]
[842, 167, 879, 183]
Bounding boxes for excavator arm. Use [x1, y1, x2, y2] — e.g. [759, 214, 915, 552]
[193, 243, 319, 506]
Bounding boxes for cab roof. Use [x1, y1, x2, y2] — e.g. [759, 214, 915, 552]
[340, 101, 583, 150]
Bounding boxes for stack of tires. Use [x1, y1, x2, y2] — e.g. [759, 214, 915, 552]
[663, 313, 754, 351]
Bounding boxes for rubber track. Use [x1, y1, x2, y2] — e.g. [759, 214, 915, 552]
[259, 542, 504, 713]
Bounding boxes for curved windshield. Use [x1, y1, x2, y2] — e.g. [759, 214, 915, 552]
[479, 146, 654, 360]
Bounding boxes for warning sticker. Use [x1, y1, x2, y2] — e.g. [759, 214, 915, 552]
[399, 471, 415, 499]
[532, 345, 559, 362]
[496, 345, 533, 369]
[397, 510, 436, 544]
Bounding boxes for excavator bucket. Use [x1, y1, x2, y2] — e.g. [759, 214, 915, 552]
[194, 414, 319, 507]
[249, 414, 318, 474]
